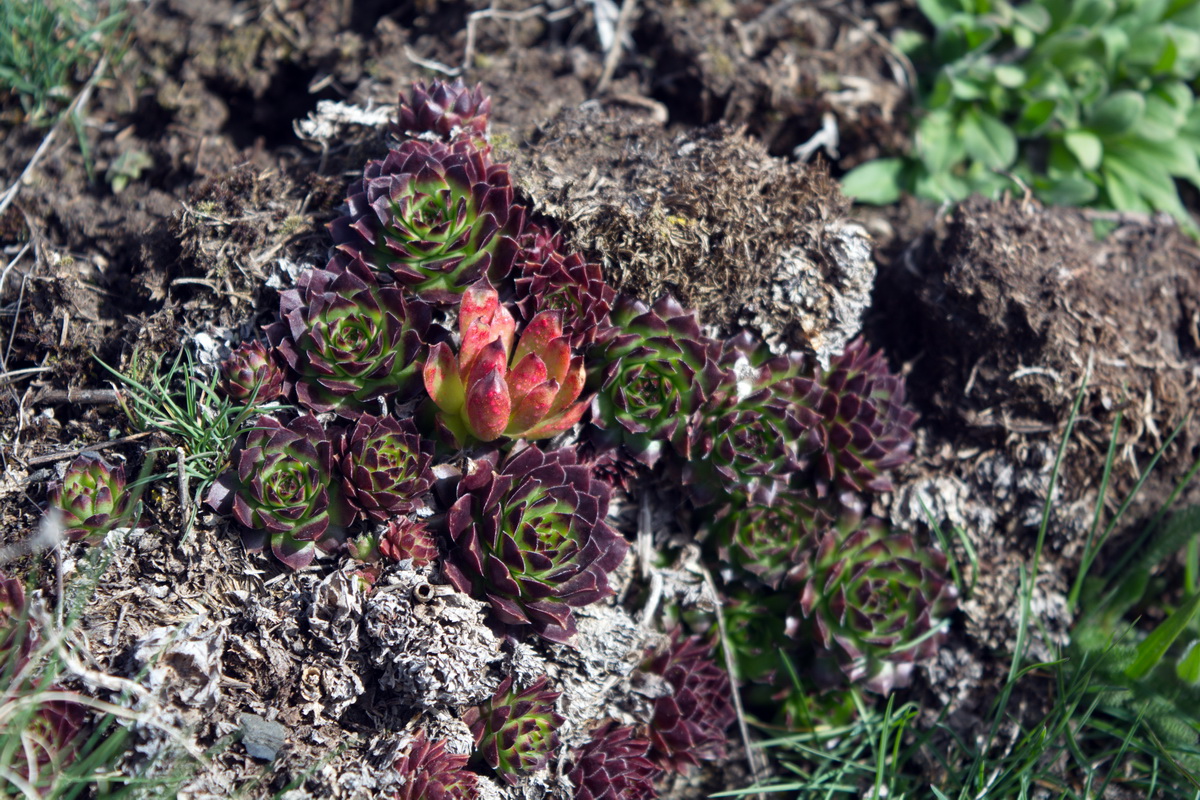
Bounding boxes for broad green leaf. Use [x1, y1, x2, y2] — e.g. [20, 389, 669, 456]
[1099, 27, 1130, 73]
[1141, 94, 1188, 141]
[1102, 160, 1152, 212]
[1126, 590, 1200, 681]
[959, 107, 1018, 169]
[1016, 98, 1057, 135]
[1177, 639, 1200, 684]
[917, 0, 962, 26]
[914, 166, 970, 203]
[1089, 91, 1146, 137]
[1070, 0, 1114, 26]
[1012, 3, 1051, 32]
[1035, 174, 1099, 205]
[1167, 26, 1200, 73]
[1013, 24, 1035, 48]
[1128, 27, 1169, 70]
[950, 75, 988, 101]
[994, 64, 1026, 87]
[1064, 130, 1103, 169]
[840, 159, 907, 205]
[917, 110, 963, 173]
[892, 29, 928, 57]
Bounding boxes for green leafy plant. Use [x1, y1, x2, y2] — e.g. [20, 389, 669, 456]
[844, 0, 1200, 226]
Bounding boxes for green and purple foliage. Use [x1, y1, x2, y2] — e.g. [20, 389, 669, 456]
[207, 414, 352, 570]
[685, 335, 825, 507]
[463, 675, 563, 784]
[589, 295, 730, 466]
[0, 575, 32, 675]
[337, 413, 434, 522]
[217, 339, 287, 404]
[514, 248, 615, 351]
[443, 446, 627, 643]
[710, 489, 834, 590]
[786, 516, 957, 695]
[392, 79, 491, 148]
[49, 452, 129, 542]
[642, 633, 735, 774]
[807, 339, 917, 497]
[567, 723, 660, 800]
[378, 517, 439, 566]
[269, 252, 432, 417]
[391, 729, 478, 800]
[330, 138, 525, 303]
[424, 278, 589, 443]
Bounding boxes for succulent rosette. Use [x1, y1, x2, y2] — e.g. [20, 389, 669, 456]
[49, 452, 129, 542]
[269, 252, 432, 417]
[589, 295, 730, 465]
[641, 633, 735, 773]
[392, 729, 478, 800]
[807, 339, 917, 496]
[710, 489, 833, 589]
[443, 446, 628, 643]
[207, 414, 352, 570]
[329, 138, 525, 302]
[567, 723, 660, 800]
[514, 249, 615, 350]
[685, 336, 825, 506]
[785, 517, 958, 694]
[424, 279, 589, 442]
[0, 575, 32, 674]
[393, 79, 491, 147]
[11, 695, 88, 787]
[217, 339, 286, 404]
[378, 518, 439, 566]
[464, 675, 563, 784]
[337, 414, 434, 521]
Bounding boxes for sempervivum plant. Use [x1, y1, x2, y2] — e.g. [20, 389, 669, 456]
[49, 452, 129, 542]
[424, 279, 588, 442]
[269, 252, 432, 417]
[378, 518, 439, 566]
[443, 446, 628, 643]
[786, 516, 958, 695]
[10, 696, 88, 789]
[642, 633, 735, 774]
[685, 338, 825, 507]
[206, 414, 351, 570]
[513, 249, 615, 350]
[464, 675, 563, 784]
[589, 295, 730, 465]
[392, 79, 491, 146]
[567, 723, 660, 800]
[217, 339, 286, 404]
[808, 339, 917, 497]
[0, 575, 32, 674]
[709, 489, 833, 590]
[392, 729, 478, 800]
[329, 138, 525, 303]
[337, 414, 434, 522]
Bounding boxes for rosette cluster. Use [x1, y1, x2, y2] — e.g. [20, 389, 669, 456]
[567, 723, 660, 800]
[392, 79, 491, 146]
[464, 675, 563, 783]
[49, 452, 130, 542]
[642, 634, 736, 773]
[443, 446, 627, 643]
[391, 730, 478, 800]
[217, 339, 286, 404]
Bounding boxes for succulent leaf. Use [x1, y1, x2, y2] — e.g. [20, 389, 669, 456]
[567, 723, 660, 800]
[642, 633, 735, 773]
[48, 452, 129, 542]
[785, 516, 958, 694]
[393, 79, 491, 148]
[330, 139, 525, 302]
[269, 252, 433, 417]
[217, 339, 287, 404]
[710, 489, 834, 589]
[378, 518, 439, 565]
[443, 446, 628, 643]
[514, 249, 615, 351]
[463, 675, 563, 784]
[337, 414, 434, 522]
[206, 414, 350, 570]
[392, 729, 479, 800]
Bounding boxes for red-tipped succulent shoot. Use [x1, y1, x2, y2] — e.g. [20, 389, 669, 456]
[443, 446, 628, 643]
[463, 675, 563, 784]
[48, 452, 129, 542]
[378, 518, 439, 566]
[268, 252, 432, 417]
[392, 729, 478, 800]
[642, 633, 735, 774]
[513, 248, 615, 350]
[567, 723, 660, 800]
[424, 278, 589, 442]
[217, 339, 286, 404]
[337, 414, 434, 522]
[392, 79, 491, 148]
[329, 139, 525, 303]
[786, 516, 958, 695]
[206, 414, 352, 570]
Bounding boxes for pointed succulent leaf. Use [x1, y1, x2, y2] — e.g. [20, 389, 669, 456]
[378, 518, 439, 566]
[514, 247, 615, 350]
[337, 414, 434, 522]
[392, 79, 492, 148]
[217, 339, 287, 404]
[567, 723, 660, 800]
[463, 675, 563, 783]
[392, 729, 479, 800]
[48, 452, 129, 543]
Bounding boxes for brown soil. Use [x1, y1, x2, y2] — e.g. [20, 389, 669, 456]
[3, 0, 1200, 797]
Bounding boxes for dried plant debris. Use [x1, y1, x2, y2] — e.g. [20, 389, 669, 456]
[508, 106, 874, 361]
